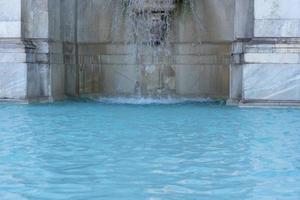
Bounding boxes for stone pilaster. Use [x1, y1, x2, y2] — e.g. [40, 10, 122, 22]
[229, 0, 300, 106]
[0, 0, 27, 101]
[0, 0, 65, 102]
[22, 0, 65, 102]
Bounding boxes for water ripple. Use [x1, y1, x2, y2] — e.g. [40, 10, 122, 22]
[0, 102, 300, 199]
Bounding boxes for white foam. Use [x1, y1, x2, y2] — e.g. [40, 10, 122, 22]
[94, 97, 214, 105]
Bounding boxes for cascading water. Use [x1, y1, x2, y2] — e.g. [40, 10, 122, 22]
[121, 0, 177, 97]
[122, 0, 176, 56]
[114, 0, 204, 56]
[108, 0, 205, 97]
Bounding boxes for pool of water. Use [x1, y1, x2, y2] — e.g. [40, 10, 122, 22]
[0, 100, 300, 200]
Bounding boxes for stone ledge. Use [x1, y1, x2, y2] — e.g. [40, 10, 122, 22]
[74, 54, 231, 65]
[239, 100, 300, 108]
[232, 39, 300, 64]
[244, 53, 300, 64]
[75, 43, 231, 55]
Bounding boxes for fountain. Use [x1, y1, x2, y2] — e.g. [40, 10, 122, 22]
[121, 0, 176, 56]
[95, 0, 206, 98]
[7, 0, 297, 105]
[120, 0, 204, 55]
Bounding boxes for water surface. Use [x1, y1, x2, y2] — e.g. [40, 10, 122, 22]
[0, 101, 300, 200]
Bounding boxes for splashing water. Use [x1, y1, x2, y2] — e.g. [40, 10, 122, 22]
[122, 0, 176, 56]
[105, 0, 206, 97]
[109, 0, 204, 56]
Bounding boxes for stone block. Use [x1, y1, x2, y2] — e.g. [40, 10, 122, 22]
[0, 21, 21, 38]
[254, 19, 300, 37]
[0, 0, 21, 21]
[65, 64, 77, 96]
[0, 63, 27, 99]
[244, 53, 300, 64]
[175, 64, 229, 97]
[22, 0, 49, 38]
[79, 64, 101, 95]
[27, 64, 50, 98]
[254, 0, 300, 37]
[255, 0, 300, 19]
[229, 64, 243, 99]
[0, 53, 26, 63]
[174, 55, 230, 65]
[243, 64, 300, 101]
[101, 55, 136, 65]
[101, 64, 138, 96]
[51, 64, 65, 99]
[173, 43, 231, 55]
[234, 0, 254, 39]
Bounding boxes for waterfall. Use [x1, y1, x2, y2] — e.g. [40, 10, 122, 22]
[109, 0, 204, 54]
[107, 0, 205, 97]
[121, 0, 176, 57]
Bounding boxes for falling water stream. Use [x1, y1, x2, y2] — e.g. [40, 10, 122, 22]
[109, 0, 204, 55]
[106, 0, 205, 97]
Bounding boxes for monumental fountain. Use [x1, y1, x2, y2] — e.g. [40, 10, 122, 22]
[0, 0, 300, 106]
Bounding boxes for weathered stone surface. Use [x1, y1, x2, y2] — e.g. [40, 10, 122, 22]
[27, 64, 50, 99]
[22, 0, 49, 38]
[234, 0, 254, 39]
[175, 64, 229, 98]
[229, 64, 242, 100]
[101, 64, 138, 96]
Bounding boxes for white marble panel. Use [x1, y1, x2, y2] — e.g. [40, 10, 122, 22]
[0, 0, 21, 37]
[254, 19, 300, 37]
[244, 53, 300, 64]
[243, 64, 300, 101]
[0, 63, 27, 99]
[254, 0, 300, 37]
[255, 0, 300, 19]
[0, 21, 21, 37]
[0, 0, 21, 21]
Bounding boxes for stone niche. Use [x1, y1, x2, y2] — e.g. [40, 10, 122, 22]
[65, 0, 235, 98]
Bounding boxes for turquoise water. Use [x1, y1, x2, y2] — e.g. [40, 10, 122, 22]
[0, 100, 300, 200]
